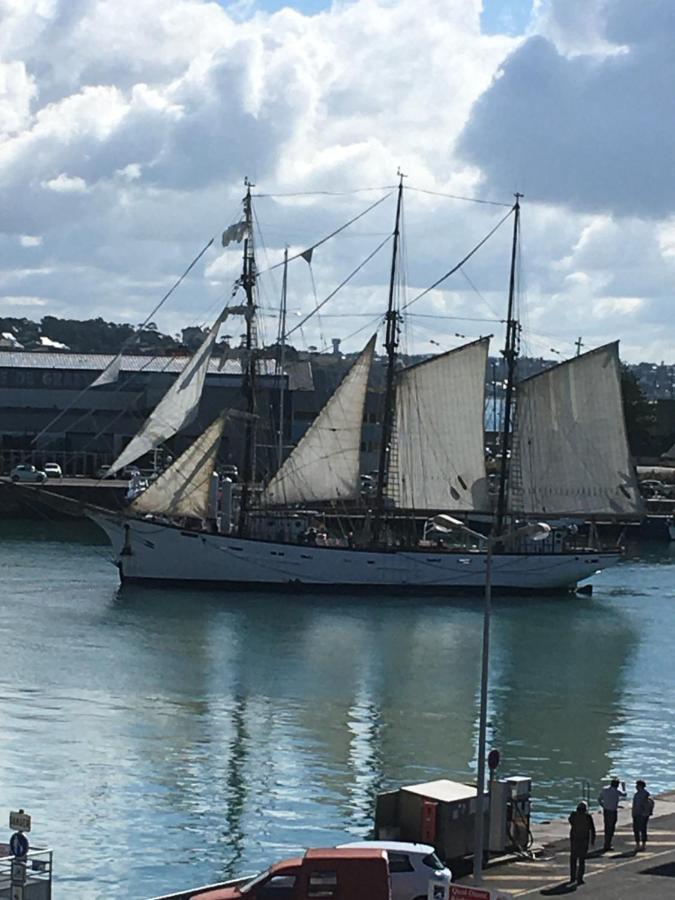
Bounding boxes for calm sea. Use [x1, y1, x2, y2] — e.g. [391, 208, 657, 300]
[0, 519, 674, 898]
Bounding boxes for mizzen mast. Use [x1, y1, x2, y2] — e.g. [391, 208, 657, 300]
[495, 193, 522, 536]
[372, 172, 405, 544]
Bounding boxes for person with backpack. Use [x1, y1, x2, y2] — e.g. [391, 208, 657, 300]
[632, 780, 654, 851]
[568, 801, 596, 885]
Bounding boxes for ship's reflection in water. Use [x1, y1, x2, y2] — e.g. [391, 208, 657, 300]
[0, 523, 673, 898]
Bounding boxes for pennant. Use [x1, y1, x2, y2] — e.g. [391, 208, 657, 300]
[221, 221, 248, 247]
[300, 247, 314, 265]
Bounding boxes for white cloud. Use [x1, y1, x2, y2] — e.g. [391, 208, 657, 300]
[0, 295, 49, 306]
[42, 173, 88, 193]
[19, 235, 43, 246]
[0, 0, 670, 362]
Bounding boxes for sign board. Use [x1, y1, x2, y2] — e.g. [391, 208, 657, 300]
[449, 889, 512, 900]
[9, 832, 29, 858]
[9, 811, 31, 833]
[450, 887, 491, 900]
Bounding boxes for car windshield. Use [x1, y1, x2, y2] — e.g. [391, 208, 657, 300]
[422, 852, 445, 870]
[240, 868, 272, 893]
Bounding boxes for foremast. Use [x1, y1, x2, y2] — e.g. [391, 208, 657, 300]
[372, 172, 404, 545]
[495, 194, 522, 536]
[237, 178, 258, 537]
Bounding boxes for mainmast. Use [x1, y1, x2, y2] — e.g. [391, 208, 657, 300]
[277, 247, 289, 467]
[495, 194, 522, 536]
[372, 172, 404, 544]
[237, 178, 258, 536]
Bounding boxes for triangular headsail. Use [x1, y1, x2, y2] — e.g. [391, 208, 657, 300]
[107, 311, 225, 476]
[388, 338, 490, 511]
[510, 342, 643, 516]
[130, 412, 228, 519]
[91, 352, 122, 387]
[262, 335, 376, 505]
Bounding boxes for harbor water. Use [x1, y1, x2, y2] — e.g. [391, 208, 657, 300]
[1, 519, 674, 899]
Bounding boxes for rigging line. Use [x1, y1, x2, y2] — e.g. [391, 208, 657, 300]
[460, 267, 503, 320]
[405, 185, 512, 207]
[258, 193, 393, 274]
[137, 237, 215, 333]
[407, 313, 503, 322]
[32, 237, 215, 444]
[253, 186, 396, 198]
[401, 205, 515, 311]
[285, 234, 392, 339]
[316, 314, 384, 353]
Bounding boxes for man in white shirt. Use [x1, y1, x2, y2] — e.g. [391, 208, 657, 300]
[598, 777, 626, 850]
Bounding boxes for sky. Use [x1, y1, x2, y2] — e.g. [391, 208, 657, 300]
[1, 0, 674, 363]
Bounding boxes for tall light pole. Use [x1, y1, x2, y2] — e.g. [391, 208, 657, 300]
[471, 520, 551, 885]
[426, 515, 552, 886]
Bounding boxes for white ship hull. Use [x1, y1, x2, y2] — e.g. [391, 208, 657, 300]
[91, 512, 621, 594]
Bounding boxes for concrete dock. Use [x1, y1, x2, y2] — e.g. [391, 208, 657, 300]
[455, 790, 675, 896]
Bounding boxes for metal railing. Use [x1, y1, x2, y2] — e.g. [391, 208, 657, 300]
[0, 847, 53, 899]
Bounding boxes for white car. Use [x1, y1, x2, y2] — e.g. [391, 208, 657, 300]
[338, 841, 452, 900]
[44, 462, 63, 478]
[10, 464, 47, 483]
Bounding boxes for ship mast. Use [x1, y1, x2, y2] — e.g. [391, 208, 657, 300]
[237, 178, 258, 536]
[277, 247, 289, 467]
[372, 172, 404, 544]
[495, 194, 522, 536]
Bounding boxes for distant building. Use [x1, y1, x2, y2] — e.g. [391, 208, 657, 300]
[0, 332, 23, 349]
[0, 351, 312, 476]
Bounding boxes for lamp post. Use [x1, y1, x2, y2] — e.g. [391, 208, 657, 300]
[428, 514, 551, 885]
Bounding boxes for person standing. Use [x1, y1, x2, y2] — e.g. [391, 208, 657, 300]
[569, 801, 596, 885]
[598, 777, 626, 850]
[632, 780, 653, 851]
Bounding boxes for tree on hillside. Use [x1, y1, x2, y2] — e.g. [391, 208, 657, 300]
[621, 365, 656, 456]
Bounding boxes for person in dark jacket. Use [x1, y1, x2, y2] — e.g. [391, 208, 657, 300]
[632, 780, 653, 851]
[569, 801, 596, 885]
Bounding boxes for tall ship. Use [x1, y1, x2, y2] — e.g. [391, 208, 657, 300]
[86, 178, 643, 593]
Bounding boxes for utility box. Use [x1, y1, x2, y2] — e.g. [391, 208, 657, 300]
[375, 779, 487, 861]
[506, 777, 532, 850]
[488, 780, 509, 852]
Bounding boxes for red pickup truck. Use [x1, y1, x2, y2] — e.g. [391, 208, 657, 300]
[191, 848, 391, 900]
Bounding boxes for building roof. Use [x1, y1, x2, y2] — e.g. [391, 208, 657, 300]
[0, 349, 314, 390]
[0, 350, 269, 376]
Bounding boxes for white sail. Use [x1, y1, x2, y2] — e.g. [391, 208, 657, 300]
[91, 352, 122, 387]
[108, 311, 224, 476]
[511, 342, 643, 516]
[389, 338, 490, 511]
[262, 335, 376, 505]
[130, 413, 227, 519]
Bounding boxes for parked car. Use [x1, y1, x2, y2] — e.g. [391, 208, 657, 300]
[191, 848, 392, 900]
[43, 462, 62, 479]
[639, 479, 672, 499]
[337, 841, 451, 900]
[96, 464, 112, 479]
[10, 464, 47, 483]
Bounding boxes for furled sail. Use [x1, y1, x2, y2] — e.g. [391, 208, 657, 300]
[510, 342, 643, 516]
[389, 338, 490, 511]
[262, 335, 376, 505]
[107, 311, 224, 476]
[130, 412, 227, 519]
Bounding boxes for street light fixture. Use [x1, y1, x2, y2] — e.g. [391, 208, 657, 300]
[432, 516, 551, 885]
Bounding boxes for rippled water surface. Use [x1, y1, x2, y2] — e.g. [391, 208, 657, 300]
[1, 519, 674, 898]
